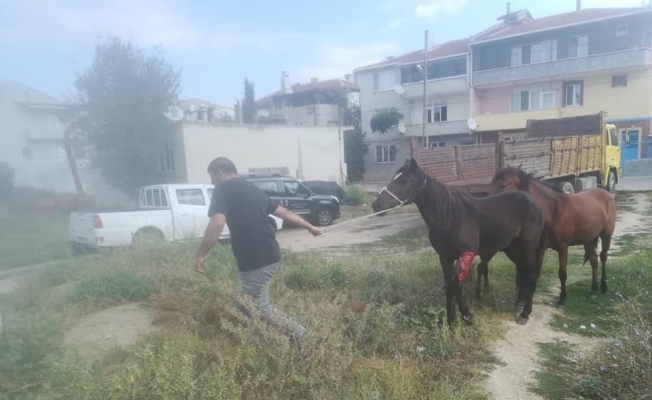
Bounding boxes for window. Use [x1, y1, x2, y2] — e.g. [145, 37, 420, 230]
[176, 189, 206, 206]
[569, 35, 589, 58]
[612, 75, 627, 88]
[161, 140, 175, 173]
[616, 24, 628, 37]
[142, 188, 169, 207]
[283, 181, 311, 197]
[48, 116, 61, 131]
[428, 103, 448, 123]
[52, 146, 64, 159]
[427, 140, 446, 148]
[374, 70, 394, 91]
[609, 128, 618, 146]
[511, 40, 556, 66]
[511, 88, 555, 112]
[252, 180, 282, 197]
[564, 81, 583, 107]
[375, 145, 397, 164]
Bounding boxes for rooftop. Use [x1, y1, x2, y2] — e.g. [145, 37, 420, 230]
[472, 7, 652, 43]
[256, 78, 358, 107]
[354, 38, 470, 72]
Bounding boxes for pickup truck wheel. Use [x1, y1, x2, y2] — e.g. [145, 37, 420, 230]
[606, 171, 617, 196]
[556, 181, 575, 194]
[315, 208, 333, 226]
[132, 228, 164, 248]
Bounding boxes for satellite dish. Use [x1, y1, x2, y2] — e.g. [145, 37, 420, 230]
[256, 109, 271, 118]
[467, 117, 478, 131]
[397, 121, 407, 134]
[165, 106, 184, 122]
[393, 85, 405, 95]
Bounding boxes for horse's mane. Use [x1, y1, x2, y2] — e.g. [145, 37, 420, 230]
[398, 165, 462, 230]
[493, 167, 563, 193]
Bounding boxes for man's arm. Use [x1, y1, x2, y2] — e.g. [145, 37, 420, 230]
[195, 213, 226, 274]
[273, 206, 322, 236]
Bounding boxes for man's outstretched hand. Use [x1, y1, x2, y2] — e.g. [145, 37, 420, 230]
[308, 226, 323, 237]
[195, 256, 207, 275]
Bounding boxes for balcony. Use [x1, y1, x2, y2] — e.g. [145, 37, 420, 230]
[472, 48, 652, 87]
[402, 75, 468, 98]
[473, 107, 594, 132]
[405, 120, 469, 136]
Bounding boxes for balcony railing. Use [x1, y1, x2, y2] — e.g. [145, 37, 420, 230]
[473, 48, 652, 86]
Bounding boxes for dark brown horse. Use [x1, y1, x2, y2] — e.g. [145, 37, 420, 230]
[372, 158, 547, 325]
[485, 166, 617, 308]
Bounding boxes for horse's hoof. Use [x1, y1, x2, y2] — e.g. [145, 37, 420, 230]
[601, 286, 608, 294]
[588, 294, 598, 300]
[556, 303, 566, 311]
[462, 314, 474, 325]
[516, 316, 529, 325]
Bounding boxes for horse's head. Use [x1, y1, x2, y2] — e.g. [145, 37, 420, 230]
[490, 165, 524, 195]
[372, 157, 426, 212]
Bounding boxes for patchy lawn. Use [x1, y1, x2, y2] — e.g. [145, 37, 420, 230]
[0, 225, 559, 400]
[533, 251, 652, 400]
[0, 214, 70, 270]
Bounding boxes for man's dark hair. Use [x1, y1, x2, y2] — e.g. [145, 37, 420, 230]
[207, 157, 238, 175]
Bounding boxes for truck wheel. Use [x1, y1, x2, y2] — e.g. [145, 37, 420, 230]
[315, 208, 333, 226]
[556, 181, 575, 194]
[606, 171, 616, 196]
[132, 228, 164, 248]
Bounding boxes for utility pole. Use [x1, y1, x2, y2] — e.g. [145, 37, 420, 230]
[422, 30, 429, 148]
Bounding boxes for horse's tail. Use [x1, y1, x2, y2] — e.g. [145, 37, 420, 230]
[583, 237, 600, 266]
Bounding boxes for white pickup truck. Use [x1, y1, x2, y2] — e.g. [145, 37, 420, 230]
[69, 184, 283, 253]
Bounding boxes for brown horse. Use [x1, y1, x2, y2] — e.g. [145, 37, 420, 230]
[372, 158, 547, 325]
[486, 166, 617, 308]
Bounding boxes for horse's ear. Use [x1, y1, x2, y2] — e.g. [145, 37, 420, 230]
[516, 163, 522, 170]
[409, 157, 418, 173]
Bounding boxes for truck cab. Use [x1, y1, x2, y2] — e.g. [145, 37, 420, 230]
[604, 124, 621, 193]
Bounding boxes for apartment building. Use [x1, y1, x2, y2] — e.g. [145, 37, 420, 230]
[353, 39, 475, 182]
[469, 6, 652, 171]
[255, 72, 359, 126]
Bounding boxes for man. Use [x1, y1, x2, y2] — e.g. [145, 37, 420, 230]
[196, 157, 322, 340]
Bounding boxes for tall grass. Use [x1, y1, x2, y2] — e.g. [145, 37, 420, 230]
[534, 251, 652, 400]
[0, 236, 559, 399]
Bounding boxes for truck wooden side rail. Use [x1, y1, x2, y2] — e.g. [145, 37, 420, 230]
[410, 112, 615, 195]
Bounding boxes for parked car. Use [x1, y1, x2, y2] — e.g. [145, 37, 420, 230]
[69, 184, 283, 253]
[244, 174, 341, 226]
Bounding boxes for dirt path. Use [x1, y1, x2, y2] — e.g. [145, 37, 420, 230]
[277, 212, 424, 252]
[485, 192, 651, 400]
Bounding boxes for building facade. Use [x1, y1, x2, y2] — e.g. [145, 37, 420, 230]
[354, 39, 476, 182]
[470, 6, 652, 171]
[255, 73, 359, 126]
[353, 5, 652, 182]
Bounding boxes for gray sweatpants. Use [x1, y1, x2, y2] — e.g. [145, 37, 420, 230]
[236, 262, 306, 339]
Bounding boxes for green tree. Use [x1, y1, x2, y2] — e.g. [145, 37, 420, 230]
[0, 162, 14, 205]
[370, 109, 404, 135]
[74, 37, 181, 196]
[343, 106, 369, 182]
[242, 78, 256, 123]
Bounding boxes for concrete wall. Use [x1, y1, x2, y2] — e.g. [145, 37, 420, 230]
[624, 158, 652, 176]
[180, 123, 345, 184]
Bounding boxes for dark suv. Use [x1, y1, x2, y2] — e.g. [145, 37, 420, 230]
[244, 174, 341, 226]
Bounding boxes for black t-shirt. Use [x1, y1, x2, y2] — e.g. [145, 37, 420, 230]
[208, 177, 281, 271]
